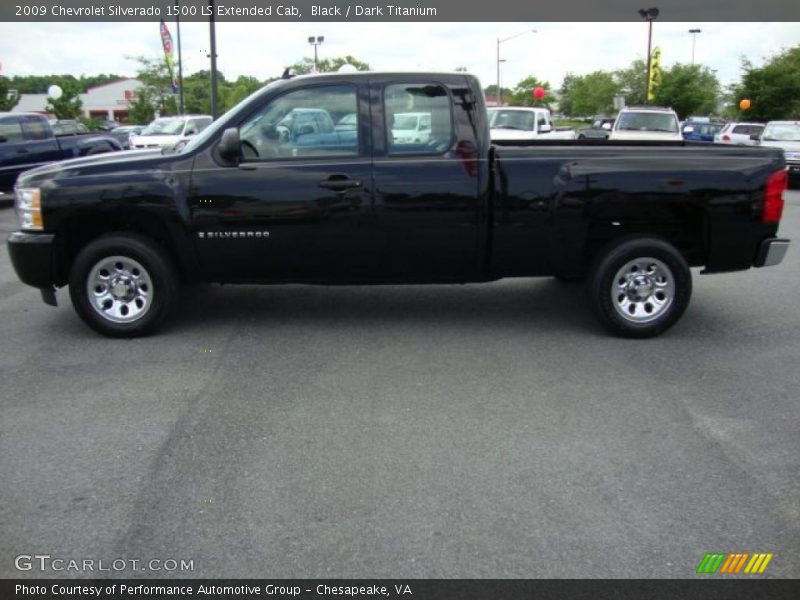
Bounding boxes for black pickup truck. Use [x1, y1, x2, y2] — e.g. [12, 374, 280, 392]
[6, 72, 791, 338]
[0, 112, 121, 194]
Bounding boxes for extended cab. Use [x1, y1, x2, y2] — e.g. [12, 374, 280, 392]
[6, 72, 791, 338]
[0, 112, 121, 194]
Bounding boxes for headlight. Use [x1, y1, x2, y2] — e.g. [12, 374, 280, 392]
[16, 188, 43, 231]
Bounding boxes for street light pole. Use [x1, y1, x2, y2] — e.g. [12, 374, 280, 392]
[308, 36, 325, 72]
[496, 29, 536, 107]
[689, 28, 702, 65]
[638, 7, 660, 104]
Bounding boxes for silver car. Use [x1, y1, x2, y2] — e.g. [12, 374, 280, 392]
[757, 121, 800, 181]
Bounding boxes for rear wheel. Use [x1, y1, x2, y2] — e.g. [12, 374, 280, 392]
[589, 237, 691, 338]
[69, 234, 178, 337]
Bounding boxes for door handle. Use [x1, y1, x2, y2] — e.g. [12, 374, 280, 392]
[319, 176, 362, 191]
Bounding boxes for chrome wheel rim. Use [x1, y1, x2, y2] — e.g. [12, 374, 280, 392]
[611, 257, 674, 323]
[86, 256, 153, 324]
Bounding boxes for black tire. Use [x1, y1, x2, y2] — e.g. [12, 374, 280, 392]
[589, 237, 691, 338]
[69, 233, 178, 337]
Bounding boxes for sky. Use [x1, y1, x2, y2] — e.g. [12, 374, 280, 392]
[0, 22, 798, 91]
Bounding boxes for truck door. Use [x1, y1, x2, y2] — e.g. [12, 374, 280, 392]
[189, 81, 378, 282]
[369, 76, 484, 281]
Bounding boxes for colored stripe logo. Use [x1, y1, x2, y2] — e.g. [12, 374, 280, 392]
[696, 552, 773, 574]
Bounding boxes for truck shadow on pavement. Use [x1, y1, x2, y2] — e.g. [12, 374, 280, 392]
[166, 278, 605, 337]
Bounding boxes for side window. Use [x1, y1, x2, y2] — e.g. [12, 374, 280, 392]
[536, 113, 547, 129]
[239, 85, 359, 160]
[0, 117, 24, 144]
[22, 116, 49, 141]
[385, 82, 452, 155]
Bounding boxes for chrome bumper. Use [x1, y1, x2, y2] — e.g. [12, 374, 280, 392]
[755, 238, 790, 267]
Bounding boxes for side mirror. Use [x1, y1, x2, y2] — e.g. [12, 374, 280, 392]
[185, 128, 197, 136]
[601, 122, 612, 130]
[218, 127, 243, 163]
[538, 123, 552, 134]
[750, 133, 761, 142]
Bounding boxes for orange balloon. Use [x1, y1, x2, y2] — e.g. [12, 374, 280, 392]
[739, 99, 751, 110]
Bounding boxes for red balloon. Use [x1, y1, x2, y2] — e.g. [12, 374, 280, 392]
[533, 87, 546, 100]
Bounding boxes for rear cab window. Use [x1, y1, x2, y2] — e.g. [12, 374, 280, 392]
[385, 82, 453, 155]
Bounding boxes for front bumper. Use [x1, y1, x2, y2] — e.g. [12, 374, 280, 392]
[7, 231, 56, 289]
[754, 238, 790, 267]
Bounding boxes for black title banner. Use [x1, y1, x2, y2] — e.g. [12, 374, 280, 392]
[3, 0, 800, 22]
[4, 579, 800, 600]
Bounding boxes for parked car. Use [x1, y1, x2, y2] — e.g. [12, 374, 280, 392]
[391, 112, 432, 144]
[577, 117, 615, 140]
[609, 106, 683, 141]
[488, 107, 576, 141]
[0, 112, 121, 194]
[6, 72, 790, 339]
[108, 125, 144, 150]
[682, 121, 725, 143]
[714, 122, 765, 146]
[754, 121, 800, 185]
[129, 115, 212, 149]
[49, 120, 91, 136]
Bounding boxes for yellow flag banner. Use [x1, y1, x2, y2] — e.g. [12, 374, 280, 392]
[648, 47, 662, 102]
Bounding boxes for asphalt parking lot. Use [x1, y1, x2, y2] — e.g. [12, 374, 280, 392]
[1, 193, 799, 579]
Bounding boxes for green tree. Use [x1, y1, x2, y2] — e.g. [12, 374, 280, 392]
[506, 76, 551, 107]
[45, 80, 83, 119]
[614, 59, 648, 106]
[221, 75, 264, 111]
[653, 64, 720, 119]
[0, 76, 20, 111]
[289, 55, 370, 75]
[127, 87, 158, 124]
[730, 46, 800, 121]
[482, 84, 513, 101]
[127, 55, 179, 117]
[567, 71, 620, 116]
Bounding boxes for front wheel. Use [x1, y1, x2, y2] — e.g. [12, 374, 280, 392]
[589, 237, 691, 338]
[69, 234, 178, 337]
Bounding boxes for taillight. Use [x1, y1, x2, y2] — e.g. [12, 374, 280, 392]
[763, 169, 788, 223]
[722, 134, 731, 141]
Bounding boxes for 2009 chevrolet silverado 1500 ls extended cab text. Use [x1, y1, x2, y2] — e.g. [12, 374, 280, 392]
[6, 72, 791, 338]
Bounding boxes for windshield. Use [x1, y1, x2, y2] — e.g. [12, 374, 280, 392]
[141, 118, 186, 136]
[762, 123, 800, 142]
[617, 111, 678, 133]
[488, 110, 535, 131]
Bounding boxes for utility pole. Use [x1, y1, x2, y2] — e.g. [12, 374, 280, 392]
[176, 1, 184, 114]
[209, 0, 218, 119]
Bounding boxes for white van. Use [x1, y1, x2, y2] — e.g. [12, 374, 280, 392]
[130, 115, 213, 149]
